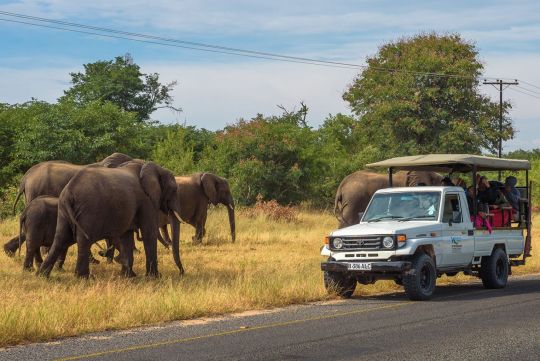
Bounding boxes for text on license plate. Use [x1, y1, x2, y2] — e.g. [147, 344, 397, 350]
[347, 262, 372, 271]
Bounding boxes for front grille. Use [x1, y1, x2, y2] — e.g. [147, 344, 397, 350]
[341, 236, 383, 250]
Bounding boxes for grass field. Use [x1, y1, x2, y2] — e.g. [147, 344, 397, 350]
[0, 208, 538, 347]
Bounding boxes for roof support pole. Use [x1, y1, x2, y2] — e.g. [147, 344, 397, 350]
[472, 165, 477, 221]
[388, 167, 393, 187]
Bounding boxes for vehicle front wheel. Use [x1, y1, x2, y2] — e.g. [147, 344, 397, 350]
[403, 253, 436, 301]
[323, 271, 356, 298]
[480, 248, 509, 289]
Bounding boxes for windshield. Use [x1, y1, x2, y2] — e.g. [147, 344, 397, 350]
[362, 191, 441, 222]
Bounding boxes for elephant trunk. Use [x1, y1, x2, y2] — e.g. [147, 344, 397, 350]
[227, 203, 236, 243]
[169, 212, 184, 275]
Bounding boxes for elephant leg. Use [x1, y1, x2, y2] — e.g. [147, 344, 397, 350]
[55, 246, 69, 271]
[4, 234, 24, 257]
[34, 247, 44, 269]
[118, 233, 136, 278]
[23, 237, 40, 271]
[37, 218, 71, 277]
[193, 211, 207, 244]
[140, 227, 159, 278]
[75, 237, 92, 279]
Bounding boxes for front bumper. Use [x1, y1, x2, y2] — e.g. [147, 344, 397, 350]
[321, 261, 412, 273]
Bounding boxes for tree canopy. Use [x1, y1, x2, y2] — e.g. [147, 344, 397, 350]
[62, 55, 179, 121]
[343, 33, 514, 156]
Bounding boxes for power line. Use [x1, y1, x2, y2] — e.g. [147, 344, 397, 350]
[0, 17, 359, 70]
[0, 10, 361, 69]
[0, 10, 503, 81]
[508, 87, 540, 100]
[515, 84, 540, 96]
[518, 79, 540, 91]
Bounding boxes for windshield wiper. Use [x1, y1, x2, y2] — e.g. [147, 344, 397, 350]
[399, 215, 436, 221]
[367, 215, 406, 223]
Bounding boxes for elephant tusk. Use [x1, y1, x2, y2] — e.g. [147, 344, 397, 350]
[173, 211, 182, 222]
[228, 204, 234, 210]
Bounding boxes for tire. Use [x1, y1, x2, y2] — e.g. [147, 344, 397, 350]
[403, 253, 436, 301]
[324, 271, 356, 298]
[480, 248, 509, 289]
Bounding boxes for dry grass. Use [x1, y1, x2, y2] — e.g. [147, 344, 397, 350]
[0, 209, 538, 347]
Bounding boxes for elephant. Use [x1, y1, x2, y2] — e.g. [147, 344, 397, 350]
[334, 170, 443, 228]
[101, 172, 235, 263]
[169, 172, 235, 244]
[4, 153, 133, 257]
[37, 161, 183, 278]
[16, 196, 73, 271]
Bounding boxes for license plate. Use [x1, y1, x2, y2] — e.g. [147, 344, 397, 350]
[347, 262, 372, 271]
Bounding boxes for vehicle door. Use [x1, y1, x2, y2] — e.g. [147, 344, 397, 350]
[441, 192, 475, 266]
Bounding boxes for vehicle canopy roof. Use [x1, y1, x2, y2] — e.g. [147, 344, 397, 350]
[374, 186, 457, 193]
[366, 154, 530, 172]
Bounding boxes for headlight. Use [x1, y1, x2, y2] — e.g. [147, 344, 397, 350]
[382, 236, 394, 249]
[332, 238, 344, 249]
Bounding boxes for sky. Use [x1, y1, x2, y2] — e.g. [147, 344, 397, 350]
[0, 0, 539, 151]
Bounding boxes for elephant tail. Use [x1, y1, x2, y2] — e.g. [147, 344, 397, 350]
[18, 207, 27, 256]
[334, 191, 348, 225]
[59, 195, 91, 241]
[12, 180, 25, 216]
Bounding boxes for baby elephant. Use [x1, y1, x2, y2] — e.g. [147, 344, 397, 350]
[19, 196, 69, 271]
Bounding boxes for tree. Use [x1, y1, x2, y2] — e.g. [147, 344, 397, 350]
[62, 55, 179, 121]
[151, 126, 215, 175]
[199, 108, 324, 205]
[343, 33, 514, 156]
[13, 100, 146, 169]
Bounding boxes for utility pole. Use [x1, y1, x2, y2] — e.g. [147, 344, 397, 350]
[483, 79, 519, 179]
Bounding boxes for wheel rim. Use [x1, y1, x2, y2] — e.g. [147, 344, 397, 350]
[420, 264, 433, 290]
[495, 257, 507, 280]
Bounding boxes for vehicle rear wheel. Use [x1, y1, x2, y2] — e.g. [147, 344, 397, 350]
[480, 248, 509, 289]
[323, 271, 356, 298]
[403, 253, 436, 301]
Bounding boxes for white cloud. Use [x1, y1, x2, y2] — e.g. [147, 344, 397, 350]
[147, 60, 358, 128]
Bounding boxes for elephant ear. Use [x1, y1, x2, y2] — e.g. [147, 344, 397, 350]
[140, 162, 162, 210]
[406, 171, 419, 186]
[201, 173, 219, 205]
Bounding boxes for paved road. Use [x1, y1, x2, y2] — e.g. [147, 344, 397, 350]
[2, 274, 540, 361]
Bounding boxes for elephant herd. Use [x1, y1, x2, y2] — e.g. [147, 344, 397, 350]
[3, 154, 439, 279]
[3, 153, 236, 278]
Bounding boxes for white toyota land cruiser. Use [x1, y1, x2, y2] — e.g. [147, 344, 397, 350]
[321, 154, 533, 300]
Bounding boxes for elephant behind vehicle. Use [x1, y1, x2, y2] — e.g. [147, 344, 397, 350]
[334, 170, 442, 228]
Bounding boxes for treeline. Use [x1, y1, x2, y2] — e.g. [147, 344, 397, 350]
[2, 33, 536, 217]
[0, 97, 380, 215]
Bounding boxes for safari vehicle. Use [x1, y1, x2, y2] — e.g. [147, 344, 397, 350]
[321, 154, 533, 300]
